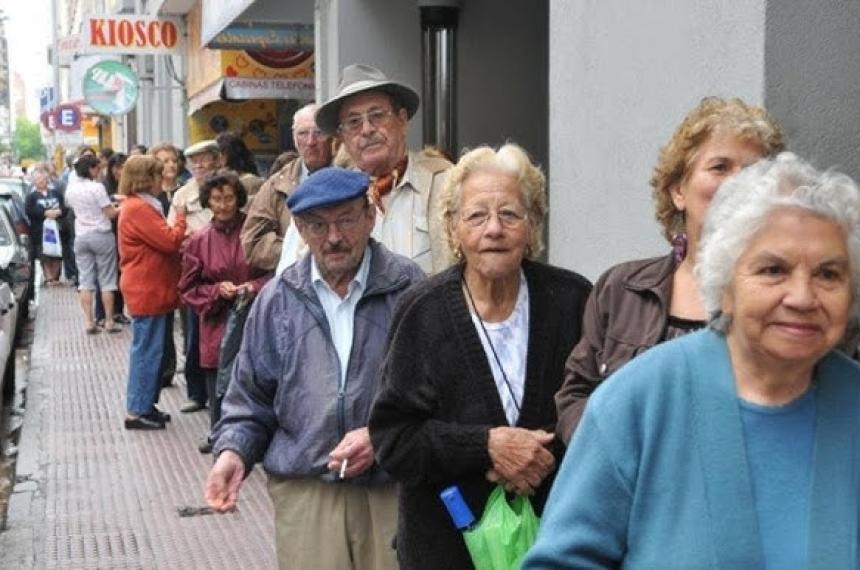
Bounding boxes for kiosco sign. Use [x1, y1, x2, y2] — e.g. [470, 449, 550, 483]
[83, 15, 183, 55]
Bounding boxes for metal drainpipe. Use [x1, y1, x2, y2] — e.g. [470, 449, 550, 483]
[419, 1, 460, 159]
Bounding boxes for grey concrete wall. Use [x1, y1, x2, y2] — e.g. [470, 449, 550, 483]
[548, 0, 766, 281]
[764, 0, 860, 181]
[457, 0, 548, 168]
[316, 0, 424, 148]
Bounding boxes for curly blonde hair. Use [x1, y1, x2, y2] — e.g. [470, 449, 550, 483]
[651, 97, 785, 242]
[441, 143, 547, 259]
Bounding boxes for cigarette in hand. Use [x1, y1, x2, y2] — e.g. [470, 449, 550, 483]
[339, 458, 348, 479]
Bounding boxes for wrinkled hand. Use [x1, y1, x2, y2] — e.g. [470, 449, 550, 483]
[44, 208, 61, 219]
[327, 427, 375, 479]
[219, 281, 239, 299]
[487, 427, 555, 495]
[205, 450, 245, 512]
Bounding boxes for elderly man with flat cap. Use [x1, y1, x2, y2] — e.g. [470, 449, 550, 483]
[168, 139, 222, 415]
[205, 167, 424, 570]
[276, 64, 454, 276]
[240, 103, 334, 272]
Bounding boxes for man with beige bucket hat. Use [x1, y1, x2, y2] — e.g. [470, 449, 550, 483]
[276, 64, 454, 275]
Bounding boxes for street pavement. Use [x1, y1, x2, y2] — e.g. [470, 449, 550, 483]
[0, 285, 277, 569]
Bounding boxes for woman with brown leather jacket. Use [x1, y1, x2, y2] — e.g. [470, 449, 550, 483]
[554, 97, 785, 443]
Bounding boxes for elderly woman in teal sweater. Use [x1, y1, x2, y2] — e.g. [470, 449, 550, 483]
[523, 153, 860, 569]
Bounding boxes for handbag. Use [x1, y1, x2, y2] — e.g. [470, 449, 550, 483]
[41, 218, 63, 258]
[215, 290, 253, 398]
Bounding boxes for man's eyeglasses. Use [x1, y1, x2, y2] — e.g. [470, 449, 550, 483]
[338, 109, 395, 136]
[294, 128, 325, 141]
[459, 207, 528, 229]
[300, 212, 365, 237]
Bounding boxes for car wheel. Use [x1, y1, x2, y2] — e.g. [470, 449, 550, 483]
[1, 349, 14, 399]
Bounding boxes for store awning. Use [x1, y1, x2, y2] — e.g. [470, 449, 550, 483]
[187, 76, 315, 116]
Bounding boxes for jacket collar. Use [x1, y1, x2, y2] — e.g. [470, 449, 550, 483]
[281, 238, 413, 301]
[274, 158, 304, 196]
[622, 253, 676, 293]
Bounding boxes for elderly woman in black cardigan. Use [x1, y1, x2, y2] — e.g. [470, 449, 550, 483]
[369, 143, 592, 569]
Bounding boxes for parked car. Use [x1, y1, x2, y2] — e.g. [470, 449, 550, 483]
[0, 176, 29, 236]
[0, 199, 31, 334]
[0, 280, 17, 403]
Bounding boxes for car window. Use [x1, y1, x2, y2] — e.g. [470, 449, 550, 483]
[0, 213, 13, 246]
[0, 180, 25, 201]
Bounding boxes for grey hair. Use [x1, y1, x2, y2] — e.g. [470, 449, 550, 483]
[441, 143, 547, 259]
[696, 152, 860, 331]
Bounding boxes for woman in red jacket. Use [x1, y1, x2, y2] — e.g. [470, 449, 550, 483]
[118, 156, 187, 430]
[179, 170, 270, 451]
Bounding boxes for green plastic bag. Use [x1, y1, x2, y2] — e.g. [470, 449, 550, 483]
[462, 485, 541, 570]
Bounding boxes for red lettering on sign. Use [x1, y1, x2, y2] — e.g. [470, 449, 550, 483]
[162, 22, 177, 48]
[148, 22, 161, 48]
[88, 17, 179, 50]
[90, 19, 107, 46]
[117, 20, 133, 46]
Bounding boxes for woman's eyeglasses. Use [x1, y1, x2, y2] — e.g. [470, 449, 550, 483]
[459, 208, 528, 229]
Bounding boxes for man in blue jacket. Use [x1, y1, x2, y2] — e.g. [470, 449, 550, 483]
[205, 168, 425, 570]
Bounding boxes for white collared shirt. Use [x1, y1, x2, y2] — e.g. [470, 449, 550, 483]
[274, 150, 436, 276]
[311, 246, 372, 388]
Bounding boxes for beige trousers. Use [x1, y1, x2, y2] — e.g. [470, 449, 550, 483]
[266, 476, 399, 570]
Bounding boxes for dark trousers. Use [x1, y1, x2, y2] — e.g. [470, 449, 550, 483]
[94, 285, 125, 321]
[183, 306, 207, 405]
[204, 368, 221, 429]
[158, 311, 177, 390]
[59, 230, 78, 283]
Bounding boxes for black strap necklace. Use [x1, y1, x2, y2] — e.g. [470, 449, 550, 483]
[462, 276, 522, 417]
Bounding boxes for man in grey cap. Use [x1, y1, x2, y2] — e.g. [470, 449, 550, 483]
[277, 64, 453, 275]
[206, 167, 423, 570]
[168, 139, 221, 414]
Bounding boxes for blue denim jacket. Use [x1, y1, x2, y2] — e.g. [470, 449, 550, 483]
[212, 239, 425, 484]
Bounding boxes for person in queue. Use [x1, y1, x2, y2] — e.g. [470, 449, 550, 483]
[215, 132, 264, 199]
[524, 153, 860, 568]
[64, 154, 121, 334]
[277, 64, 454, 275]
[178, 170, 270, 453]
[554, 97, 786, 441]
[94, 152, 129, 327]
[118, 156, 186, 430]
[25, 165, 65, 285]
[240, 103, 334, 272]
[205, 168, 424, 570]
[169, 140, 221, 414]
[368, 144, 592, 569]
[149, 142, 184, 389]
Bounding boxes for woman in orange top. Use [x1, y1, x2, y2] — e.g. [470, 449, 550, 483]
[117, 156, 187, 430]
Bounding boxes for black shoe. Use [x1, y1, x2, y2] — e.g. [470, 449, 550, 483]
[113, 314, 131, 324]
[198, 437, 213, 454]
[149, 406, 171, 423]
[124, 415, 166, 430]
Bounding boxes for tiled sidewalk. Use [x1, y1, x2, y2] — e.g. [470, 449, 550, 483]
[0, 286, 276, 569]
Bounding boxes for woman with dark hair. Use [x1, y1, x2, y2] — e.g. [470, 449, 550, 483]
[95, 153, 130, 326]
[64, 154, 121, 333]
[179, 169, 270, 451]
[215, 132, 263, 199]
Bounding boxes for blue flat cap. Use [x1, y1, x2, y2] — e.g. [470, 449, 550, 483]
[287, 167, 370, 215]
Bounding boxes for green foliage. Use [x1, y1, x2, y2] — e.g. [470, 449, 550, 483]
[12, 117, 45, 160]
